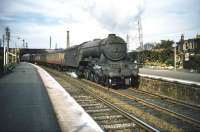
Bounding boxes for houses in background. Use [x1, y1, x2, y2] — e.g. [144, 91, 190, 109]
[134, 33, 200, 71]
[177, 33, 200, 54]
[177, 33, 200, 71]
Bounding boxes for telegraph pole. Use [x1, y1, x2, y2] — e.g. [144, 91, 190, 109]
[138, 16, 143, 50]
[26, 42, 28, 48]
[66, 31, 70, 48]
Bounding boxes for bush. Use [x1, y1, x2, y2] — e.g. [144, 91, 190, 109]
[165, 58, 174, 66]
[184, 54, 200, 72]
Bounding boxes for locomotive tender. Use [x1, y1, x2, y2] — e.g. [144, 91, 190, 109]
[34, 34, 139, 86]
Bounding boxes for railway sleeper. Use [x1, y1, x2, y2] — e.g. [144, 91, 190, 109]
[73, 95, 93, 99]
[90, 112, 118, 117]
[82, 105, 108, 110]
[85, 108, 112, 113]
[75, 99, 97, 102]
[81, 103, 102, 107]
[76, 101, 98, 105]
[97, 119, 131, 125]
[101, 122, 136, 130]
[93, 115, 124, 120]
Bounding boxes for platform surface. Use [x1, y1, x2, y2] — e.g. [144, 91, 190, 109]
[0, 62, 61, 131]
[140, 68, 200, 83]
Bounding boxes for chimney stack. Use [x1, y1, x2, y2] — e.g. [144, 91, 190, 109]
[66, 31, 70, 48]
[50, 36, 51, 49]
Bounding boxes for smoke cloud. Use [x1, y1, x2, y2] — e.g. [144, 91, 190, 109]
[84, 0, 144, 33]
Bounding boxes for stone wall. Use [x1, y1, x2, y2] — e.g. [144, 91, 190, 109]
[138, 77, 200, 105]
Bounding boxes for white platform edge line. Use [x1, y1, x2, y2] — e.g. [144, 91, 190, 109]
[31, 63, 103, 132]
[139, 73, 200, 87]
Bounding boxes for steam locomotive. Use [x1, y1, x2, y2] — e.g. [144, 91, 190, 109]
[32, 34, 139, 86]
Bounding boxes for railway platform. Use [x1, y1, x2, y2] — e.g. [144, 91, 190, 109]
[0, 62, 102, 132]
[0, 62, 61, 131]
[139, 68, 200, 85]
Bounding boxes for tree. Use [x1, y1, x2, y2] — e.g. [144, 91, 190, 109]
[160, 40, 174, 49]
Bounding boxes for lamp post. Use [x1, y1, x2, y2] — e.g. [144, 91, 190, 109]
[6, 27, 10, 66]
[5, 27, 10, 50]
[172, 43, 177, 70]
[22, 39, 25, 48]
[3, 34, 6, 72]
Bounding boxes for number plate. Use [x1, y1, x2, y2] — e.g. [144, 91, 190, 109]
[125, 78, 130, 85]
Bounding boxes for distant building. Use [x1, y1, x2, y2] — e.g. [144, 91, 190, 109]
[136, 46, 142, 51]
[136, 42, 156, 51]
[177, 33, 200, 53]
[177, 33, 200, 71]
[143, 43, 155, 50]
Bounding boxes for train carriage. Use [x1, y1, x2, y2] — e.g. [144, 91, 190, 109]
[64, 45, 80, 67]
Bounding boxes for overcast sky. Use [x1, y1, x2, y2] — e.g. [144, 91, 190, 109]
[0, 0, 200, 50]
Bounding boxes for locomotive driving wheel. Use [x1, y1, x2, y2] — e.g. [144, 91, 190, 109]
[94, 74, 100, 84]
[105, 77, 112, 88]
[89, 72, 94, 81]
[84, 69, 89, 80]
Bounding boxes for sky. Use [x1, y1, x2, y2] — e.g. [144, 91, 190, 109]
[0, 0, 200, 50]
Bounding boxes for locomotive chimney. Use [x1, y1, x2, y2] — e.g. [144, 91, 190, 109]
[108, 34, 116, 37]
[66, 30, 70, 48]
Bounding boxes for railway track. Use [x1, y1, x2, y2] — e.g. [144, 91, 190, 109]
[43, 66, 200, 131]
[44, 67, 159, 132]
[82, 79, 200, 131]
[129, 89, 200, 110]
[128, 88, 200, 122]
